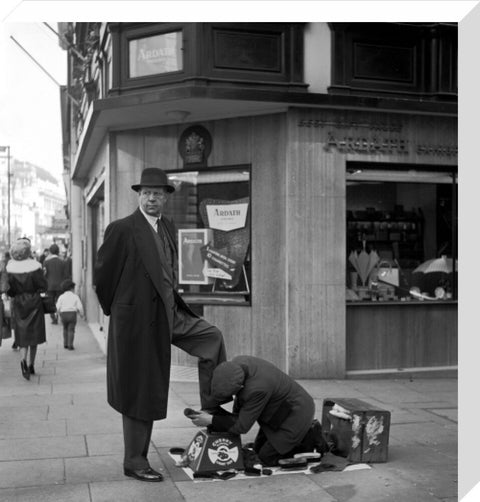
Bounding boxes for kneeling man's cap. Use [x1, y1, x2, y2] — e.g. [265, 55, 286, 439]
[211, 362, 245, 400]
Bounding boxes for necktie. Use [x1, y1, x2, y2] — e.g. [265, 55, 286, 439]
[157, 218, 172, 266]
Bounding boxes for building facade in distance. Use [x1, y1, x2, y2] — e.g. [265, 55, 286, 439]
[0, 157, 67, 255]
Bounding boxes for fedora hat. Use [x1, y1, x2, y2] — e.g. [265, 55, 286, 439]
[131, 168, 175, 193]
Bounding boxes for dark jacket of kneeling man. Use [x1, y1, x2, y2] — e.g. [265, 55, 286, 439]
[209, 355, 315, 456]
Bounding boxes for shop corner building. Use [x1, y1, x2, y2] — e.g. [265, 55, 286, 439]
[60, 22, 457, 378]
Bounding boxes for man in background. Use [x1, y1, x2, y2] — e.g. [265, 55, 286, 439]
[43, 243, 67, 324]
[39, 248, 49, 266]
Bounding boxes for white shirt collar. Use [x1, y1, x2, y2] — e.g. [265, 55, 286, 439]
[139, 206, 162, 229]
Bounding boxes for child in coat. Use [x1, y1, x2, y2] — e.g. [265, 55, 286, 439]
[56, 279, 84, 350]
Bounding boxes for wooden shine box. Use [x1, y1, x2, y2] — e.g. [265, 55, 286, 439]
[321, 397, 391, 463]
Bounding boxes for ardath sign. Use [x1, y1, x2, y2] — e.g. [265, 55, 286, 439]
[297, 114, 457, 158]
[206, 202, 249, 232]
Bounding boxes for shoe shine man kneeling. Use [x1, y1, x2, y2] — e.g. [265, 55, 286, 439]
[188, 355, 327, 467]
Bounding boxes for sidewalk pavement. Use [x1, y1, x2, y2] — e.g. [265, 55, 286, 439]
[0, 318, 457, 502]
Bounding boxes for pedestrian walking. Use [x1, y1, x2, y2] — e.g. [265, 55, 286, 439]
[94, 167, 227, 482]
[0, 253, 11, 346]
[43, 243, 67, 324]
[6, 238, 48, 380]
[62, 251, 72, 280]
[56, 279, 84, 350]
[188, 355, 328, 467]
[38, 248, 49, 266]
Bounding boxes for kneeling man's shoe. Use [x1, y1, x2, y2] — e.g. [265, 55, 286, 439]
[124, 467, 164, 482]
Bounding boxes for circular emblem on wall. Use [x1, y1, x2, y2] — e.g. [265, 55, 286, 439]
[178, 125, 212, 167]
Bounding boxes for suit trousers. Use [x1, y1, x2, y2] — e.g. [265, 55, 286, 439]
[48, 290, 61, 322]
[171, 303, 227, 410]
[122, 415, 153, 470]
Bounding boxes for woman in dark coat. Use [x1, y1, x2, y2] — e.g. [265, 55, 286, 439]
[190, 355, 325, 466]
[6, 238, 48, 379]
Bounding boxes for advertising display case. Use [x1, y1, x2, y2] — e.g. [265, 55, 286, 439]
[164, 166, 251, 305]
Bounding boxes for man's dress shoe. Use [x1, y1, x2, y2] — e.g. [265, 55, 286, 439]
[124, 467, 164, 482]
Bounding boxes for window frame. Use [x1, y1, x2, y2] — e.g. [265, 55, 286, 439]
[118, 23, 193, 90]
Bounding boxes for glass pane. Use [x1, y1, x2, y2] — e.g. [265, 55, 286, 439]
[346, 173, 457, 302]
[129, 31, 183, 78]
[164, 167, 251, 305]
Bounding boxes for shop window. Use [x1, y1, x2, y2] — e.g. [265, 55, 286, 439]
[346, 165, 457, 303]
[164, 166, 251, 306]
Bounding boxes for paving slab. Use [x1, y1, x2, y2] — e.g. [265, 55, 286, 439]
[318, 468, 440, 502]
[382, 443, 457, 499]
[389, 421, 458, 445]
[0, 483, 91, 502]
[397, 406, 457, 425]
[0, 404, 49, 422]
[0, 382, 53, 397]
[0, 393, 73, 408]
[89, 479, 184, 502]
[387, 407, 434, 425]
[0, 458, 65, 489]
[65, 454, 126, 483]
[50, 382, 107, 395]
[427, 407, 457, 422]
[0, 418, 67, 440]
[71, 394, 108, 410]
[66, 415, 122, 436]
[47, 402, 113, 421]
[0, 435, 87, 461]
[175, 473, 336, 502]
[85, 433, 124, 456]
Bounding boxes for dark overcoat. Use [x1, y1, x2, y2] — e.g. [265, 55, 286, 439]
[94, 208, 193, 421]
[43, 255, 67, 291]
[6, 259, 47, 347]
[212, 355, 315, 454]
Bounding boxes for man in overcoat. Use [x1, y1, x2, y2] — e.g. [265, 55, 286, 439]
[94, 167, 227, 482]
[43, 243, 67, 324]
[189, 355, 326, 466]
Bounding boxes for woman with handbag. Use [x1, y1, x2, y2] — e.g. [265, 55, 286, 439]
[6, 238, 48, 380]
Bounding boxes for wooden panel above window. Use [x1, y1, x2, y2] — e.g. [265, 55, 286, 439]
[328, 23, 457, 100]
[108, 22, 307, 95]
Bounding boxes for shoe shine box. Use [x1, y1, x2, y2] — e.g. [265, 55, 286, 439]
[185, 429, 244, 473]
[321, 398, 391, 463]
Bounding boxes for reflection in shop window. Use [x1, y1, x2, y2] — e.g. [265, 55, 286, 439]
[163, 166, 251, 305]
[346, 167, 457, 302]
